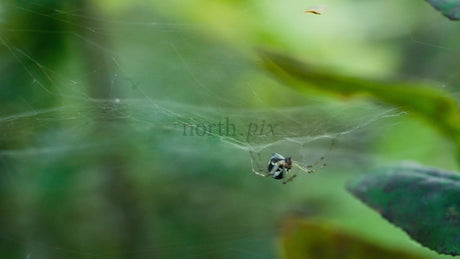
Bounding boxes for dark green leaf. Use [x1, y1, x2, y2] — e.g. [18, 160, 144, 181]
[347, 164, 460, 255]
[425, 0, 460, 20]
[280, 219, 427, 259]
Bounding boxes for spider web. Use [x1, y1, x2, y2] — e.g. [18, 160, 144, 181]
[0, 0, 458, 258]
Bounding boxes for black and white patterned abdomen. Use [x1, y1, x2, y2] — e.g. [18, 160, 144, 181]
[268, 155, 286, 180]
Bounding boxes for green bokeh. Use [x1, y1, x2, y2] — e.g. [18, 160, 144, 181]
[0, 0, 459, 258]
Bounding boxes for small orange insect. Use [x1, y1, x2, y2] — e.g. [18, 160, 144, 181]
[304, 5, 327, 15]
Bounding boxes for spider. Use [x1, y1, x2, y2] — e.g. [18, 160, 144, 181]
[249, 140, 333, 184]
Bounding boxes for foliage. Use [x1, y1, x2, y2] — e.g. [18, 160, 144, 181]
[1, 0, 460, 258]
[347, 164, 460, 255]
[425, 0, 460, 20]
[280, 219, 427, 259]
[258, 49, 460, 163]
[260, 47, 460, 255]
[258, 2, 460, 254]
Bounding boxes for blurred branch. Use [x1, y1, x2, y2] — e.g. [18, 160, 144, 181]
[258, 49, 460, 166]
[72, 1, 143, 256]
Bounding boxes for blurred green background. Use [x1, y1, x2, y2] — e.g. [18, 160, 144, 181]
[1, 0, 459, 258]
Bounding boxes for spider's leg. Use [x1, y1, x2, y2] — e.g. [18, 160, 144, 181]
[305, 138, 335, 169]
[283, 170, 297, 184]
[250, 151, 269, 177]
[294, 162, 320, 174]
[293, 160, 327, 174]
[305, 157, 326, 169]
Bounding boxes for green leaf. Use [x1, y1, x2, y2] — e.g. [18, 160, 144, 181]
[425, 0, 460, 20]
[346, 164, 460, 255]
[258, 50, 460, 162]
[280, 219, 427, 259]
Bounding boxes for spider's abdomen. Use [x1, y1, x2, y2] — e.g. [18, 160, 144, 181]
[268, 158, 283, 172]
[272, 170, 284, 179]
[268, 158, 287, 180]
